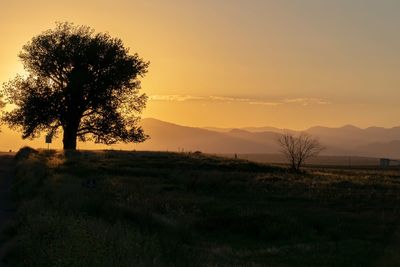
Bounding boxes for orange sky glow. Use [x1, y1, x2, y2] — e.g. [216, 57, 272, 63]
[0, 0, 400, 150]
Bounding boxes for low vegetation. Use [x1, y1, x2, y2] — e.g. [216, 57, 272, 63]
[3, 148, 400, 266]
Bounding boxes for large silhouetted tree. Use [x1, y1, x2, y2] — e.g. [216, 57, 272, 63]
[1, 22, 149, 150]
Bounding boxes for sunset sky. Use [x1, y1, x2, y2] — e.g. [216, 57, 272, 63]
[1, 0, 400, 130]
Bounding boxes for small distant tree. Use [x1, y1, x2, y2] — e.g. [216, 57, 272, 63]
[1, 22, 149, 150]
[277, 132, 324, 172]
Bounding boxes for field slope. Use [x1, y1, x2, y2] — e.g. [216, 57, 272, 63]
[3, 149, 400, 266]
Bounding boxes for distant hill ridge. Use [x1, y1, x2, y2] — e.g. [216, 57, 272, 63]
[137, 118, 400, 158]
[0, 117, 399, 158]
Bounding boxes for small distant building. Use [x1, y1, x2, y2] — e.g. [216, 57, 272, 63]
[380, 158, 392, 168]
[380, 158, 391, 167]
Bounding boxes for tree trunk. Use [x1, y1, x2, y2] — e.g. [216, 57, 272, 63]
[62, 124, 78, 150]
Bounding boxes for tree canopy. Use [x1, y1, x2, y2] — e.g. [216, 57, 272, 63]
[1, 22, 149, 149]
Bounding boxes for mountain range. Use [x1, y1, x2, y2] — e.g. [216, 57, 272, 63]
[1, 117, 399, 159]
[135, 118, 400, 159]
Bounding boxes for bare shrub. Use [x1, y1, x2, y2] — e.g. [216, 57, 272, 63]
[277, 132, 324, 172]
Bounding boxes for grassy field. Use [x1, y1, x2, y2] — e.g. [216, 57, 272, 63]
[3, 148, 400, 266]
[220, 153, 393, 168]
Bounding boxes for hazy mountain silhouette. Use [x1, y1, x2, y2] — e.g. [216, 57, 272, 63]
[137, 118, 278, 153]
[1, 117, 399, 158]
[356, 140, 400, 158]
[136, 118, 400, 158]
[241, 126, 286, 133]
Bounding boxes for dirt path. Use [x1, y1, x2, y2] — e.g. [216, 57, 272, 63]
[0, 153, 16, 266]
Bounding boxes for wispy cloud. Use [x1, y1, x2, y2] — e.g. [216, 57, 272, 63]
[283, 98, 331, 106]
[248, 101, 281, 106]
[149, 95, 206, 102]
[209, 96, 250, 102]
[149, 95, 330, 106]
